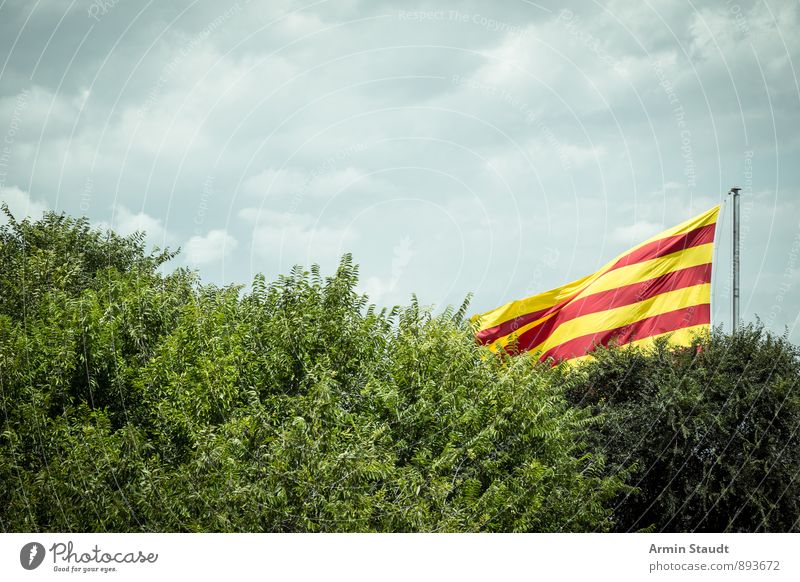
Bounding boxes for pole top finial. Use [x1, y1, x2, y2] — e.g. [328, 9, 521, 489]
[730, 187, 741, 194]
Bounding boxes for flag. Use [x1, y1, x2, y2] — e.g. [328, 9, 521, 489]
[473, 206, 720, 364]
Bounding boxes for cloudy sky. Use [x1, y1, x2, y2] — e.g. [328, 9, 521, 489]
[1, 0, 798, 341]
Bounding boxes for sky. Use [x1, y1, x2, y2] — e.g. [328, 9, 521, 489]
[0, 0, 798, 341]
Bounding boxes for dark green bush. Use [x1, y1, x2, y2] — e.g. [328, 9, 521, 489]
[567, 326, 800, 532]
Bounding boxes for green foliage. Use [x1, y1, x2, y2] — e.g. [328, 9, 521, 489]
[0, 209, 622, 532]
[566, 327, 800, 532]
[3, 208, 797, 532]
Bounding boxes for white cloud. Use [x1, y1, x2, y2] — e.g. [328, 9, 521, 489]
[311, 167, 369, 198]
[242, 168, 306, 199]
[662, 181, 684, 192]
[243, 166, 372, 201]
[560, 144, 606, 168]
[113, 206, 166, 239]
[96, 206, 175, 252]
[359, 236, 414, 302]
[0, 186, 48, 224]
[184, 229, 238, 265]
[611, 220, 663, 245]
[240, 208, 356, 270]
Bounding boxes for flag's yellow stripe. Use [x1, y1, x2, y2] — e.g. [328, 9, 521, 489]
[565, 323, 710, 365]
[472, 273, 591, 331]
[571, 243, 713, 300]
[623, 322, 711, 353]
[530, 283, 710, 356]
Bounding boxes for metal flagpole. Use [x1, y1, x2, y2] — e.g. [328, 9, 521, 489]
[730, 187, 741, 332]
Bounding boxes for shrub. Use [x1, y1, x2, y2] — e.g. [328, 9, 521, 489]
[0, 210, 622, 532]
[567, 326, 800, 532]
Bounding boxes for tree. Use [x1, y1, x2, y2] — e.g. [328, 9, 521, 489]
[0, 209, 623, 532]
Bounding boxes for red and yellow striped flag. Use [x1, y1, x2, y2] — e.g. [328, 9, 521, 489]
[473, 206, 720, 364]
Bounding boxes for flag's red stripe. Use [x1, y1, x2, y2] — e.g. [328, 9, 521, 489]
[538, 303, 711, 363]
[476, 223, 716, 345]
[475, 305, 552, 345]
[501, 263, 711, 354]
